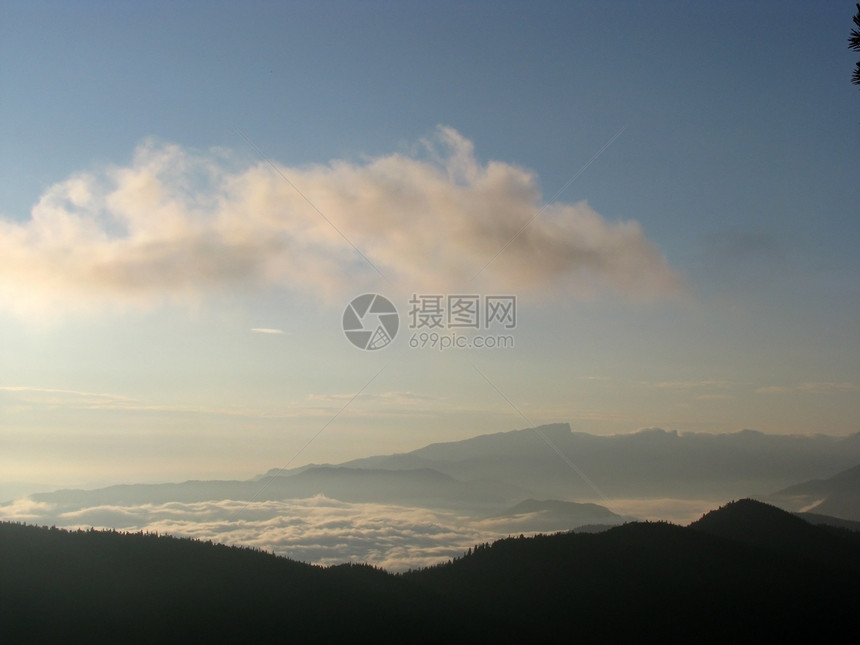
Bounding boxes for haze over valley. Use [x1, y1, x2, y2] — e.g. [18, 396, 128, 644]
[4, 423, 859, 570]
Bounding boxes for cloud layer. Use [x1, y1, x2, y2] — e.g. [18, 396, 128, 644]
[0, 492, 716, 571]
[0, 127, 681, 317]
[0, 495, 501, 571]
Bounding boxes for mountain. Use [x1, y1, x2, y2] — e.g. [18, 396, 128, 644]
[410, 501, 860, 641]
[14, 424, 860, 546]
[335, 423, 860, 500]
[795, 512, 860, 532]
[0, 522, 464, 643]
[690, 498, 860, 572]
[766, 463, 860, 521]
[288, 465, 523, 506]
[3, 499, 858, 642]
[26, 466, 525, 511]
[485, 498, 629, 534]
[24, 425, 860, 512]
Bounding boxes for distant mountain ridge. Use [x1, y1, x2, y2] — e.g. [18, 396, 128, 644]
[796, 512, 860, 531]
[330, 423, 860, 499]
[28, 466, 523, 508]
[767, 463, 860, 521]
[16, 424, 860, 524]
[485, 498, 629, 534]
[498, 498, 623, 519]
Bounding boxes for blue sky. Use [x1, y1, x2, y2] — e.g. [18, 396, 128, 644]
[1, 1, 859, 487]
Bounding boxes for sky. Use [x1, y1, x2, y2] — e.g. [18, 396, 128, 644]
[1, 1, 859, 489]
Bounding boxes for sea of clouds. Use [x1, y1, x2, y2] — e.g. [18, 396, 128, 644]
[0, 492, 715, 571]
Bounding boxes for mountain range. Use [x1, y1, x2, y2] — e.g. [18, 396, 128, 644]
[2, 499, 857, 642]
[4, 423, 858, 567]
[766, 463, 860, 521]
[19, 423, 860, 512]
[486, 498, 631, 534]
[295, 423, 860, 500]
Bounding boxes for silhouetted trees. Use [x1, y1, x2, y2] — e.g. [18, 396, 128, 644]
[3, 505, 860, 643]
[851, 4, 860, 86]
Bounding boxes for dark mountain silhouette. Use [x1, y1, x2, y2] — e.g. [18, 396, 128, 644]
[2, 500, 858, 642]
[767, 463, 860, 521]
[0, 522, 462, 643]
[569, 522, 619, 533]
[410, 501, 859, 641]
[690, 498, 860, 572]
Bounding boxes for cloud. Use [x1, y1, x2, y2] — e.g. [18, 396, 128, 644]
[0, 495, 498, 571]
[0, 384, 324, 420]
[0, 491, 716, 570]
[0, 386, 136, 410]
[0, 127, 682, 318]
[308, 390, 439, 406]
[0, 497, 56, 521]
[649, 380, 737, 390]
[756, 382, 860, 395]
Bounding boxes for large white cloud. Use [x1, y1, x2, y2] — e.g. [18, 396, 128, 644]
[0, 127, 681, 317]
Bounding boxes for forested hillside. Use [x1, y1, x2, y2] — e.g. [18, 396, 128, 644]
[2, 500, 858, 642]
